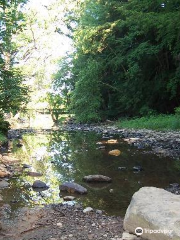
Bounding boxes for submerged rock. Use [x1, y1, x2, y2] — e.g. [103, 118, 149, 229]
[133, 166, 143, 172]
[107, 139, 118, 144]
[124, 187, 180, 240]
[32, 180, 48, 189]
[27, 172, 43, 177]
[118, 167, 127, 170]
[59, 182, 87, 194]
[23, 164, 31, 169]
[109, 149, 121, 156]
[83, 175, 112, 183]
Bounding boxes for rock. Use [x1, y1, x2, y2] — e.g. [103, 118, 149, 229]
[109, 149, 121, 156]
[166, 183, 180, 194]
[23, 164, 31, 169]
[98, 146, 106, 150]
[16, 143, 23, 147]
[133, 166, 143, 172]
[83, 207, 93, 213]
[169, 183, 179, 188]
[96, 210, 103, 214]
[27, 171, 43, 177]
[0, 166, 11, 178]
[59, 182, 87, 194]
[0, 194, 3, 201]
[0, 180, 9, 189]
[63, 196, 76, 201]
[107, 139, 118, 144]
[83, 175, 112, 183]
[122, 232, 139, 240]
[124, 138, 140, 144]
[32, 180, 48, 189]
[118, 167, 127, 170]
[57, 222, 63, 227]
[124, 187, 180, 240]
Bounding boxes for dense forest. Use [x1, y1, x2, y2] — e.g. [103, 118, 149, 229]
[0, 0, 180, 129]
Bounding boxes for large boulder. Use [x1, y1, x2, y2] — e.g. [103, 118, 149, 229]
[124, 187, 180, 240]
[59, 182, 87, 194]
[83, 175, 112, 183]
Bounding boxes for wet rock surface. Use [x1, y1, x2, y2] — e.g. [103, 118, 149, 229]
[32, 180, 49, 189]
[60, 182, 88, 194]
[27, 171, 43, 177]
[0, 204, 123, 240]
[83, 175, 112, 183]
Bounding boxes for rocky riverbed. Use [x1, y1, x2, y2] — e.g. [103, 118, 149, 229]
[61, 122, 180, 159]
[0, 203, 123, 240]
[1, 124, 180, 239]
[7, 122, 180, 159]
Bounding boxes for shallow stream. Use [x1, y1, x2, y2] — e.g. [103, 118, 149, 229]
[1, 131, 180, 216]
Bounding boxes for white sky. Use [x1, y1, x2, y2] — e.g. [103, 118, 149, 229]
[26, 0, 73, 58]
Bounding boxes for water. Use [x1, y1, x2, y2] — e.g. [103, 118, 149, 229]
[1, 131, 180, 217]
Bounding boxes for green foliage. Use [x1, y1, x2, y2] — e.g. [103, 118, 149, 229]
[117, 115, 180, 131]
[46, 92, 64, 123]
[0, 113, 10, 134]
[71, 58, 102, 122]
[59, 0, 180, 122]
[175, 107, 180, 115]
[0, 0, 29, 120]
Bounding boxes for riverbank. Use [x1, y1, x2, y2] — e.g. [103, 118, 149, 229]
[117, 115, 180, 131]
[0, 203, 123, 240]
[7, 122, 180, 159]
[61, 122, 180, 159]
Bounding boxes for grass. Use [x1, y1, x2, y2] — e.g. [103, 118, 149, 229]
[0, 132, 7, 143]
[116, 114, 180, 131]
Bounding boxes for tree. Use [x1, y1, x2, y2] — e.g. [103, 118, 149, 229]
[0, 0, 29, 129]
[61, 0, 180, 121]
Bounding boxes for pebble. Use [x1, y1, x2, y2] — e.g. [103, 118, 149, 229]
[57, 222, 63, 227]
[83, 207, 93, 213]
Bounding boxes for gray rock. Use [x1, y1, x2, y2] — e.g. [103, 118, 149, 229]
[83, 207, 93, 213]
[32, 180, 48, 188]
[83, 175, 112, 183]
[59, 182, 87, 194]
[124, 187, 180, 240]
[27, 172, 43, 177]
[23, 164, 31, 169]
[118, 167, 127, 171]
[63, 196, 76, 201]
[96, 210, 103, 214]
[0, 180, 9, 189]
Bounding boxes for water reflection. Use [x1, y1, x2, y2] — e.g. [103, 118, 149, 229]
[1, 131, 180, 216]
